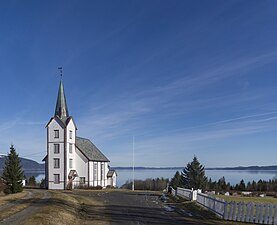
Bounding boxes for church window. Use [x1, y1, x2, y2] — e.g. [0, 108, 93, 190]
[101, 164, 104, 180]
[69, 143, 73, 153]
[54, 130, 59, 138]
[93, 163, 97, 181]
[54, 158, 60, 168]
[54, 144, 60, 154]
[80, 177, 85, 184]
[69, 130, 72, 139]
[54, 174, 60, 184]
[69, 159, 73, 168]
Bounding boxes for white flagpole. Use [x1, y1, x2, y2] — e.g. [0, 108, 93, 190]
[132, 136, 135, 191]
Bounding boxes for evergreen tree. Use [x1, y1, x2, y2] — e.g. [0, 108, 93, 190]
[217, 177, 227, 191]
[170, 171, 182, 189]
[40, 178, 46, 189]
[238, 179, 246, 191]
[252, 180, 257, 191]
[207, 178, 213, 190]
[181, 156, 207, 190]
[27, 176, 37, 187]
[2, 145, 24, 194]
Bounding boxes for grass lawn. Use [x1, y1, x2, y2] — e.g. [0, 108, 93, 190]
[213, 194, 277, 205]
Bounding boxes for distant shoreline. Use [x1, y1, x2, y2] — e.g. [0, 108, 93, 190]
[112, 165, 277, 171]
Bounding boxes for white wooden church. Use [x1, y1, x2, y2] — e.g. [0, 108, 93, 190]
[43, 79, 116, 190]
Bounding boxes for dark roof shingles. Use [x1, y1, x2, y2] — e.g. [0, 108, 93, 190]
[76, 136, 109, 162]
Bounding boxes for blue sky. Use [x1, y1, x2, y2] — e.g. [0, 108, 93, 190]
[0, 0, 277, 167]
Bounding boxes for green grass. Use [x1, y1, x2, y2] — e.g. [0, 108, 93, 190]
[213, 194, 277, 205]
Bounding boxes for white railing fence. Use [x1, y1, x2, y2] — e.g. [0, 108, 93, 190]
[197, 193, 225, 217]
[170, 186, 277, 225]
[176, 187, 192, 200]
[175, 187, 200, 200]
[171, 187, 176, 196]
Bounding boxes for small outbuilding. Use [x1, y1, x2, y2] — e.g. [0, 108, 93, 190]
[107, 170, 117, 187]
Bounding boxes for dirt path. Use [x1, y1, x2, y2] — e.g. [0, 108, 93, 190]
[0, 190, 51, 225]
[68, 190, 192, 225]
[0, 190, 33, 212]
[1, 189, 250, 225]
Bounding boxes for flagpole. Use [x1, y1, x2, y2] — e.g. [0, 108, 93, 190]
[132, 136, 135, 191]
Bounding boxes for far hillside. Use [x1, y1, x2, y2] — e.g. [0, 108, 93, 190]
[0, 155, 44, 172]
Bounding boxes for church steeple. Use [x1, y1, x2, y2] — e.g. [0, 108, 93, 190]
[55, 79, 69, 122]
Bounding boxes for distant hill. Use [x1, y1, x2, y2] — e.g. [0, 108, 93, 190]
[112, 165, 277, 171]
[206, 165, 277, 171]
[111, 167, 183, 170]
[0, 155, 44, 172]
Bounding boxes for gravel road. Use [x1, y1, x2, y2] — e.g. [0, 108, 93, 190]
[69, 190, 192, 225]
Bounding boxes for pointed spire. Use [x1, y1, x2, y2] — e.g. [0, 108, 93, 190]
[55, 79, 69, 121]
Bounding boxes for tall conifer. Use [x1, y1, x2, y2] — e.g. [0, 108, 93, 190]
[182, 156, 207, 190]
[2, 145, 24, 194]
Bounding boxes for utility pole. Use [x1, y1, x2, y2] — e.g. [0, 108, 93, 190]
[132, 136, 135, 191]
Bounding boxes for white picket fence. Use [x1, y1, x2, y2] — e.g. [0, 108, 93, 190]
[223, 201, 277, 224]
[171, 187, 277, 224]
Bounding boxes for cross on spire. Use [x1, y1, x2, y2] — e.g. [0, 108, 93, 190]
[58, 67, 63, 79]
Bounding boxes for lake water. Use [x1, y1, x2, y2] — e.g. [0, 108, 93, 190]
[31, 169, 277, 188]
[115, 169, 277, 187]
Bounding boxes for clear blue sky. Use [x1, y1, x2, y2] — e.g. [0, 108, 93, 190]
[0, 0, 276, 167]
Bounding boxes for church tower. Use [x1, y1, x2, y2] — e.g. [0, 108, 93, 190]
[45, 77, 115, 190]
[45, 79, 77, 189]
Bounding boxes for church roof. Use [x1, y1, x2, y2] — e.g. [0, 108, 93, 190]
[55, 79, 69, 123]
[45, 115, 77, 129]
[75, 136, 110, 162]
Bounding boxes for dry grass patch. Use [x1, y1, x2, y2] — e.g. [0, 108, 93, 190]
[0, 191, 43, 221]
[23, 190, 108, 225]
[22, 191, 78, 225]
[0, 191, 28, 206]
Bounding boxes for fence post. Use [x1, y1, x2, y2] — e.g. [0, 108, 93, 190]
[241, 202, 245, 222]
[274, 205, 277, 225]
[264, 204, 269, 225]
[264, 204, 269, 224]
[250, 203, 254, 223]
[255, 204, 260, 224]
[259, 204, 264, 223]
[223, 202, 228, 220]
[237, 202, 241, 222]
[269, 204, 273, 225]
[229, 202, 233, 221]
[246, 203, 250, 222]
[233, 202, 237, 221]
